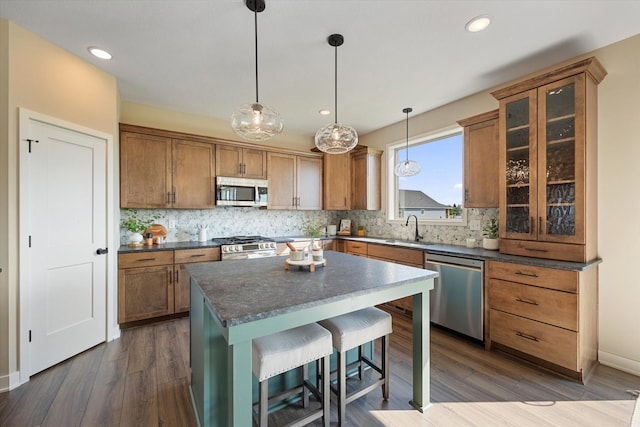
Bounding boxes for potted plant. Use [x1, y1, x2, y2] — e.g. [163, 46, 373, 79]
[482, 218, 499, 250]
[120, 209, 160, 245]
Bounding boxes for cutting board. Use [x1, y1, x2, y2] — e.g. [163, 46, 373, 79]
[144, 223, 167, 237]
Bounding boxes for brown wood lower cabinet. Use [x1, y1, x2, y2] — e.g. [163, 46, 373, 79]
[340, 240, 424, 316]
[118, 248, 219, 325]
[487, 260, 598, 383]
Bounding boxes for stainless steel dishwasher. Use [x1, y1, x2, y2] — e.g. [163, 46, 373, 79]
[425, 253, 484, 341]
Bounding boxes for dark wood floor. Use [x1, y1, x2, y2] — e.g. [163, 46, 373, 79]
[1, 313, 638, 426]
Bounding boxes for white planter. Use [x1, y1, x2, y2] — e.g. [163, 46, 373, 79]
[482, 238, 499, 250]
[129, 232, 144, 244]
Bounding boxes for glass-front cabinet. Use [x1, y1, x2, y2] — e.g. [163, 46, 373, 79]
[494, 57, 606, 262]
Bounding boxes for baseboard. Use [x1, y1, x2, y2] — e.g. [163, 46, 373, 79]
[599, 350, 640, 376]
[0, 371, 24, 392]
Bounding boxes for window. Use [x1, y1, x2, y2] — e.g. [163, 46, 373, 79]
[387, 126, 465, 224]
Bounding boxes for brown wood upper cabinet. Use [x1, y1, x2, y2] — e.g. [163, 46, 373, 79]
[323, 146, 382, 211]
[351, 148, 382, 210]
[458, 110, 499, 208]
[323, 152, 350, 210]
[491, 57, 606, 263]
[120, 125, 215, 209]
[268, 152, 323, 210]
[216, 145, 267, 179]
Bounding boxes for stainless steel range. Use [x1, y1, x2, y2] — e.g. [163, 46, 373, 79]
[214, 236, 277, 260]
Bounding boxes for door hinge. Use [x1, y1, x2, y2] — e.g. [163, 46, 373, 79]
[29, 235, 32, 247]
[29, 330, 32, 342]
[26, 139, 39, 153]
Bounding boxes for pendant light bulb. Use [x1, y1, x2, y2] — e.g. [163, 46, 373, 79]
[394, 107, 421, 177]
[231, 0, 283, 141]
[315, 34, 358, 154]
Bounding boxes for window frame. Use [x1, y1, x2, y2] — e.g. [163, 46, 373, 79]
[386, 124, 467, 226]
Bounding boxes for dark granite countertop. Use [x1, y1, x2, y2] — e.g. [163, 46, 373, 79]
[118, 235, 600, 271]
[339, 236, 600, 271]
[186, 251, 436, 327]
[118, 241, 221, 254]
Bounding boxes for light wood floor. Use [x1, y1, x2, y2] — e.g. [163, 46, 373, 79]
[1, 314, 638, 426]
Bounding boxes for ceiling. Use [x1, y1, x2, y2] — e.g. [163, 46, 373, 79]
[1, 1, 639, 138]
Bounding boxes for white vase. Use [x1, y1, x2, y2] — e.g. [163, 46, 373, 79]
[129, 232, 143, 244]
[482, 238, 499, 250]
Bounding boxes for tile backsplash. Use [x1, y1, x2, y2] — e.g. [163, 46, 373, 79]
[119, 208, 498, 246]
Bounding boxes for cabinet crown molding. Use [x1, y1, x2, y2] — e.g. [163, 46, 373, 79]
[491, 56, 607, 100]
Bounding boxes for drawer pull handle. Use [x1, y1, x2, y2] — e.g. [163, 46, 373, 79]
[137, 258, 156, 262]
[515, 331, 539, 342]
[190, 254, 206, 258]
[516, 297, 539, 306]
[525, 248, 548, 253]
[515, 271, 538, 278]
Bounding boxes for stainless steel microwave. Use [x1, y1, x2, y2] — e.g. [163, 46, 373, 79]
[216, 176, 268, 207]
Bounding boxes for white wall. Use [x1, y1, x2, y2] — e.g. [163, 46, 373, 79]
[361, 33, 640, 375]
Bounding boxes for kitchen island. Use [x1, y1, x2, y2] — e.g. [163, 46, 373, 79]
[187, 250, 437, 426]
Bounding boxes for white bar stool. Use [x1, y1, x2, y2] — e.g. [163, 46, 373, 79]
[252, 323, 333, 427]
[319, 307, 392, 425]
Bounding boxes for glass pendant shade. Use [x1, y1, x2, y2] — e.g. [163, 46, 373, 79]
[394, 107, 420, 177]
[231, 102, 283, 141]
[315, 33, 358, 154]
[230, 0, 283, 141]
[395, 159, 421, 177]
[314, 123, 358, 154]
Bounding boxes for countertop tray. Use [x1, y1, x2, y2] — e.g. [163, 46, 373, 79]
[285, 258, 327, 272]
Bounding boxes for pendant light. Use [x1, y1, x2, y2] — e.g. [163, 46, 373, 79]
[231, 0, 283, 141]
[394, 107, 421, 177]
[314, 34, 358, 154]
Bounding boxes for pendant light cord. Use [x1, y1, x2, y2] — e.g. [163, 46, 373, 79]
[405, 110, 409, 162]
[334, 43, 338, 124]
[254, 5, 259, 103]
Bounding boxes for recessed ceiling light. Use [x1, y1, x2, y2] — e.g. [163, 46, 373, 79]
[318, 109, 331, 116]
[88, 47, 112, 60]
[465, 15, 491, 33]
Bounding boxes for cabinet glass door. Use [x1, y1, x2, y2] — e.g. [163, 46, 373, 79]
[502, 90, 537, 238]
[538, 76, 585, 243]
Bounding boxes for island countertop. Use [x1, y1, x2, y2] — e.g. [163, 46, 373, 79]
[186, 250, 437, 328]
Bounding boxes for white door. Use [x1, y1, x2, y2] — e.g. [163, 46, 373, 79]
[23, 118, 107, 376]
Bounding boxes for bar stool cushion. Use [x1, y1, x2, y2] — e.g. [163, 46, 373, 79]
[319, 307, 392, 352]
[252, 323, 333, 382]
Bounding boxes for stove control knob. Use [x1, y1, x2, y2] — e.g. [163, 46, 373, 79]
[270, 242, 276, 249]
[222, 246, 228, 252]
[235, 245, 241, 252]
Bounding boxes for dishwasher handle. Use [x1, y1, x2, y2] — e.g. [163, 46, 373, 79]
[425, 259, 482, 272]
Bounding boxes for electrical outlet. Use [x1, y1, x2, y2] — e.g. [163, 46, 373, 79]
[168, 220, 176, 229]
[469, 220, 481, 231]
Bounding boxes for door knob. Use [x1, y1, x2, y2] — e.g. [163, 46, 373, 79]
[96, 248, 108, 255]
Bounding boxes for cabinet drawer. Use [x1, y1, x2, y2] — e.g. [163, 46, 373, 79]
[489, 279, 577, 330]
[500, 239, 586, 263]
[367, 244, 423, 267]
[488, 261, 577, 293]
[346, 241, 368, 256]
[118, 251, 174, 268]
[490, 310, 578, 371]
[175, 247, 220, 264]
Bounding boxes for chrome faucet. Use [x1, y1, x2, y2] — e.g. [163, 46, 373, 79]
[405, 214, 423, 242]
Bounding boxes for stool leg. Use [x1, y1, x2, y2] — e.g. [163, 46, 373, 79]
[382, 335, 390, 400]
[259, 378, 269, 427]
[322, 354, 330, 427]
[302, 363, 309, 408]
[358, 345, 364, 380]
[338, 350, 346, 425]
